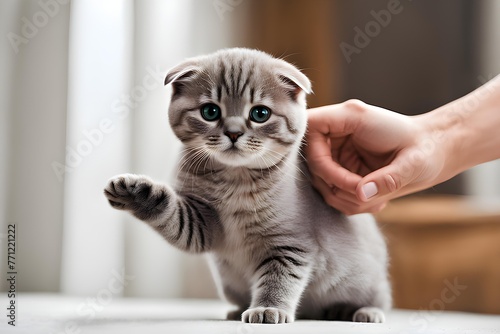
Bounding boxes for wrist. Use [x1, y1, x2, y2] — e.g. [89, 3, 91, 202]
[414, 104, 464, 186]
[416, 75, 500, 184]
[442, 77, 500, 172]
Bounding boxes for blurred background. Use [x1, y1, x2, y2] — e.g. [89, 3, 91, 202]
[1, 0, 499, 314]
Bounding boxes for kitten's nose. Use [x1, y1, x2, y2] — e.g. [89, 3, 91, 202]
[224, 131, 243, 143]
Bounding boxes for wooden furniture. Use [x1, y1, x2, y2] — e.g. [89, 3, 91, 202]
[376, 195, 500, 314]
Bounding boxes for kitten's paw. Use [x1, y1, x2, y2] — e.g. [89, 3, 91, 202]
[353, 307, 385, 323]
[104, 174, 170, 220]
[242, 307, 293, 324]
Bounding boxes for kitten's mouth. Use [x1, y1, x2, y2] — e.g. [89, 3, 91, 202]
[223, 145, 243, 155]
[212, 145, 260, 167]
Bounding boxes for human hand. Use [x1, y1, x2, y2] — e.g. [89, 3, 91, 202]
[305, 100, 448, 215]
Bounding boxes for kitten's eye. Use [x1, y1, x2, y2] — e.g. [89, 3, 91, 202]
[201, 103, 221, 121]
[249, 106, 271, 123]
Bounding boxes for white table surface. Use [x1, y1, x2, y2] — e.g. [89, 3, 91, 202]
[1, 294, 499, 334]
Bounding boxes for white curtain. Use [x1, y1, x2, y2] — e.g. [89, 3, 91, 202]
[59, 0, 134, 295]
[1, 0, 234, 297]
[1, 0, 69, 292]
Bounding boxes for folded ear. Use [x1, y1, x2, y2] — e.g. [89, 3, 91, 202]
[164, 60, 200, 97]
[274, 61, 312, 101]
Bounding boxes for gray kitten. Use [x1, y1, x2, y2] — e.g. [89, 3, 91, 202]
[104, 48, 391, 324]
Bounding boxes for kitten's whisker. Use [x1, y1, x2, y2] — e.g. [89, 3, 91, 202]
[177, 146, 210, 191]
[298, 137, 309, 162]
[178, 146, 206, 173]
[264, 149, 306, 183]
[192, 150, 212, 189]
[256, 155, 272, 184]
[193, 150, 210, 176]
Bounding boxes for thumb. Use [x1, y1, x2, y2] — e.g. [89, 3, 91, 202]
[356, 160, 415, 202]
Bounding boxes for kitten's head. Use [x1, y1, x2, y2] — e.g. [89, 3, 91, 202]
[165, 48, 311, 169]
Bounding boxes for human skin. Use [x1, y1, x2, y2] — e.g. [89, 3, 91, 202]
[305, 75, 500, 215]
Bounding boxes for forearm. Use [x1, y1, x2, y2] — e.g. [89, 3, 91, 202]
[418, 75, 500, 183]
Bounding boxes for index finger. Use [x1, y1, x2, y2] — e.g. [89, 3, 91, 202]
[305, 107, 362, 192]
[304, 133, 362, 192]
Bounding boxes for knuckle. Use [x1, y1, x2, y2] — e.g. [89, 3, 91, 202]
[368, 206, 383, 214]
[346, 202, 366, 215]
[338, 172, 350, 189]
[384, 173, 400, 192]
[343, 99, 366, 112]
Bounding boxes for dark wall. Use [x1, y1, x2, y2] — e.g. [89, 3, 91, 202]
[234, 0, 484, 195]
[335, 0, 482, 195]
[336, 0, 480, 116]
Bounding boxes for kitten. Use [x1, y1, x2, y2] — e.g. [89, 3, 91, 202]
[104, 48, 391, 324]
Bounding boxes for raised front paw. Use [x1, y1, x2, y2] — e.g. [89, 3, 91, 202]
[104, 174, 170, 221]
[353, 307, 385, 323]
[242, 307, 293, 324]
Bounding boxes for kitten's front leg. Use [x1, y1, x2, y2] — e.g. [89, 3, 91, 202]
[243, 246, 312, 324]
[104, 174, 219, 253]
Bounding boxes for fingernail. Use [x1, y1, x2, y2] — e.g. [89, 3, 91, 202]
[361, 182, 378, 200]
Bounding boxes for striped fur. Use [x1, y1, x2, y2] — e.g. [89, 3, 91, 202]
[104, 48, 391, 324]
